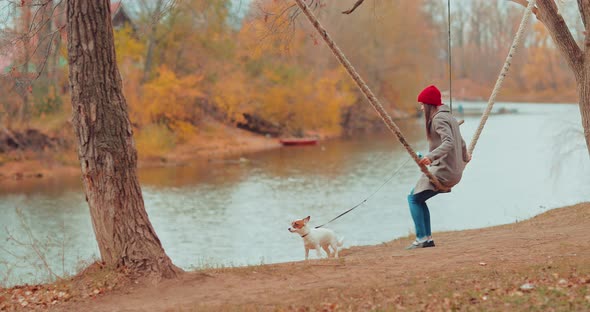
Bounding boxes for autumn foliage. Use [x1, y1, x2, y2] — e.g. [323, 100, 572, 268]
[0, 0, 578, 158]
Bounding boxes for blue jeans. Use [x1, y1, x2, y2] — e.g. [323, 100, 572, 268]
[407, 188, 439, 240]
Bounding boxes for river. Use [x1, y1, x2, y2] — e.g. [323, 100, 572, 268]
[1, 102, 589, 285]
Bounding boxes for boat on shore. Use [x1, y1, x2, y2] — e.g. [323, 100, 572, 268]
[279, 138, 318, 146]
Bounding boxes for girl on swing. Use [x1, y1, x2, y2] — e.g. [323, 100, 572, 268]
[406, 85, 471, 250]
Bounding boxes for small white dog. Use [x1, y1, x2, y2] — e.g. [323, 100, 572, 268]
[288, 216, 344, 260]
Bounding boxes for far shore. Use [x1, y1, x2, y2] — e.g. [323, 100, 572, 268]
[0, 124, 302, 187]
[0, 99, 581, 188]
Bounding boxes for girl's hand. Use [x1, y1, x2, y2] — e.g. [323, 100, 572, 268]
[465, 153, 472, 163]
[419, 157, 432, 166]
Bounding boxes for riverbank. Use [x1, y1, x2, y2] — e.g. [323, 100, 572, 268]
[1, 202, 588, 311]
[0, 98, 579, 186]
[0, 121, 284, 186]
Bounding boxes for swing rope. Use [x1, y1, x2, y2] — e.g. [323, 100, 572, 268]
[293, 0, 535, 191]
[468, 0, 536, 155]
[447, 0, 453, 113]
[293, 0, 449, 192]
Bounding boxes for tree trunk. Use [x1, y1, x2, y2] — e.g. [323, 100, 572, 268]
[582, 0, 590, 157]
[67, 0, 181, 278]
[142, 0, 164, 83]
[581, 29, 590, 156]
[579, 75, 590, 155]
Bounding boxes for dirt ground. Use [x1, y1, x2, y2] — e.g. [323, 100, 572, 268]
[30, 202, 586, 312]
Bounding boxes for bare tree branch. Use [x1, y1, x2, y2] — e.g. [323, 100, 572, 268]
[342, 0, 366, 15]
[535, 0, 584, 79]
[510, 0, 582, 77]
[0, 0, 65, 79]
[249, 1, 299, 52]
[31, 26, 63, 80]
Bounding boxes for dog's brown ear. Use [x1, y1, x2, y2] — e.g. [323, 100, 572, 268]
[304, 216, 311, 223]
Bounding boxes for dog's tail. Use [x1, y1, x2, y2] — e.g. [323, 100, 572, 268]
[337, 237, 344, 247]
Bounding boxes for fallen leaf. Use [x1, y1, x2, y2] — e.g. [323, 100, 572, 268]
[321, 302, 337, 312]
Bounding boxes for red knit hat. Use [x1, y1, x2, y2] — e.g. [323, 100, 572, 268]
[417, 85, 442, 106]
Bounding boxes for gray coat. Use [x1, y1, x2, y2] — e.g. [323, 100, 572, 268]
[414, 105, 469, 194]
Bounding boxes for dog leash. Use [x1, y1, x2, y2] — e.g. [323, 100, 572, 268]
[314, 155, 416, 229]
